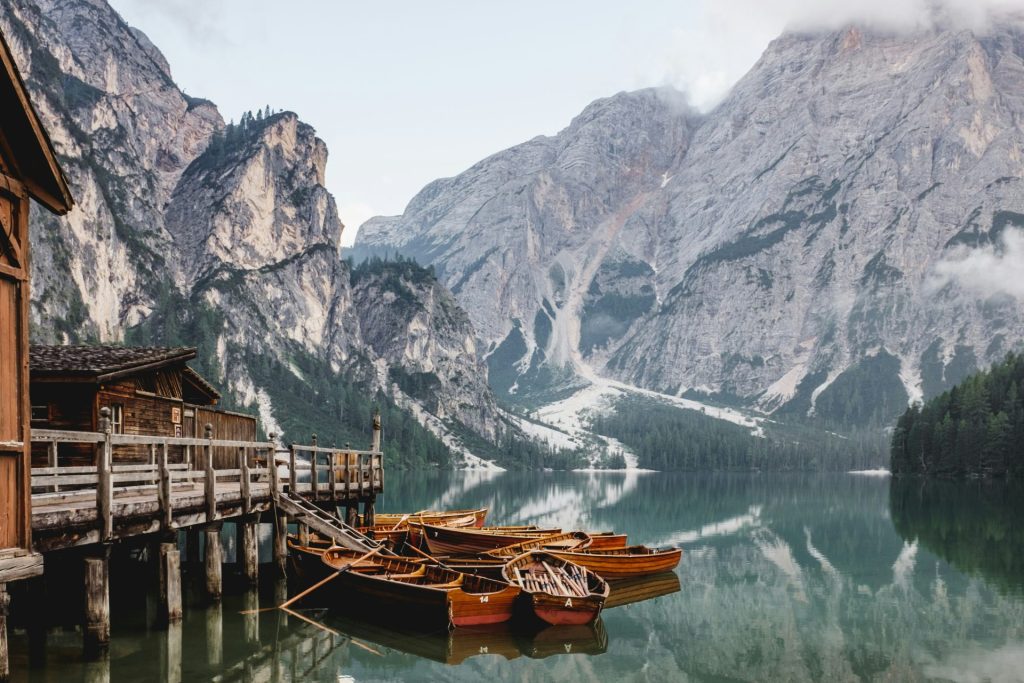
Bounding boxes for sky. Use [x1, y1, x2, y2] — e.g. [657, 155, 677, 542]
[107, 0, 1024, 246]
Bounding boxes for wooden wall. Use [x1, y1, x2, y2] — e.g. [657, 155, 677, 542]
[0, 171, 31, 553]
[192, 407, 259, 469]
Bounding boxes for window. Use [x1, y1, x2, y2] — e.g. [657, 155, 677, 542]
[31, 405, 49, 422]
[109, 404, 124, 434]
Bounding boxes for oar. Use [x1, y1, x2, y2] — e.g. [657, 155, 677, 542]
[282, 545, 385, 608]
[240, 546, 385, 614]
[404, 541, 457, 572]
[390, 514, 410, 531]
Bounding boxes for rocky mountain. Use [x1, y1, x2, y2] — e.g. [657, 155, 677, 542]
[0, 0, 503, 464]
[357, 19, 1024, 429]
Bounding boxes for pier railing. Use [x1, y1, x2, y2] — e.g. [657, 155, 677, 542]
[285, 435, 384, 503]
[28, 414, 384, 549]
[30, 422, 275, 543]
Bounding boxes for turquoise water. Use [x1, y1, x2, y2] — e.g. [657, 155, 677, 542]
[9, 471, 1024, 681]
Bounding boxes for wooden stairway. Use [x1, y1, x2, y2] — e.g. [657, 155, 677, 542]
[276, 491, 388, 554]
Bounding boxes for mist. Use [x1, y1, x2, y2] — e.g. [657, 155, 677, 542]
[929, 228, 1024, 300]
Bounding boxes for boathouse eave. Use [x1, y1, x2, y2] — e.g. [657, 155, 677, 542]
[0, 30, 73, 215]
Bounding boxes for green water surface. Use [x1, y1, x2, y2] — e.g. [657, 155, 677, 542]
[9, 471, 1024, 682]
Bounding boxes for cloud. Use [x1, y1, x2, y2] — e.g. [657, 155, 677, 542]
[109, 0, 232, 49]
[657, 0, 1024, 111]
[929, 227, 1024, 299]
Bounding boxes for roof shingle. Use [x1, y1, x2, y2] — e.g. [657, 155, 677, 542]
[30, 345, 197, 378]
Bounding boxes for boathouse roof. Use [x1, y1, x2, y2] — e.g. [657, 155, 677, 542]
[30, 345, 222, 402]
[0, 30, 74, 214]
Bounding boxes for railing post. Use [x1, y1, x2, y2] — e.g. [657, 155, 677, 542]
[239, 446, 251, 515]
[269, 434, 280, 502]
[344, 442, 351, 499]
[310, 434, 318, 501]
[204, 424, 216, 523]
[329, 447, 337, 502]
[48, 439, 59, 493]
[288, 445, 296, 495]
[158, 441, 172, 530]
[97, 407, 113, 543]
[371, 410, 382, 453]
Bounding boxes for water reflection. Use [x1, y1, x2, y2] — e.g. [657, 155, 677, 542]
[10, 472, 1024, 681]
[890, 477, 1024, 596]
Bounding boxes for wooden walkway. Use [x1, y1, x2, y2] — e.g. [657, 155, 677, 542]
[28, 423, 383, 553]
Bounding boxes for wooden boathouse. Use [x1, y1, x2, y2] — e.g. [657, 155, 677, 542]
[0, 27, 385, 680]
[28, 345, 258, 465]
[0, 25, 74, 681]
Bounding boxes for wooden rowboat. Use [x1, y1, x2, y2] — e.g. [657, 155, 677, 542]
[587, 532, 628, 549]
[414, 522, 563, 555]
[502, 551, 609, 626]
[484, 532, 593, 558]
[372, 508, 489, 528]
[321, 547, 520, 627]
[547, 545, 682, 579]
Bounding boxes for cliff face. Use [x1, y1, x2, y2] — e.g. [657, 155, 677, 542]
[1, 0, 500, 455]
[356, 22, 1024, 427]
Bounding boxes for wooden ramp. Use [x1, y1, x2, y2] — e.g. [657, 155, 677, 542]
[276, 491, 385, 554]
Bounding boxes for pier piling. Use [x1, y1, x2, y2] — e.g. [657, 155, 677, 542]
[84, 547, 111, 655]
[273, 509, 288, 577]
[240, 518, 259, 585]
[204, 525, 223, 600]
[159, 542, 182, 623]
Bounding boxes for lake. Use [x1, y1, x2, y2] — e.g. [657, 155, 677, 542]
[8, 471, 1024, 681]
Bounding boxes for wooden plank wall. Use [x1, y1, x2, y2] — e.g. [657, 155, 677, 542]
[0, 176, 29, 552]
[193, 407, 258, 469]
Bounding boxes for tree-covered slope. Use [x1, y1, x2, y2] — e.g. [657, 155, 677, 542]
[891, 352, 1024, 477]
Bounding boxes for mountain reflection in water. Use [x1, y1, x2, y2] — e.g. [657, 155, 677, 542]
[8, 471, 1024, 681]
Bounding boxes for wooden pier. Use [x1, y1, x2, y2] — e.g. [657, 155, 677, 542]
[2, 406, 384, 673]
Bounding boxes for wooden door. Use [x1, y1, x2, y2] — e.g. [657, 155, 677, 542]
[0, 180, 30, 552]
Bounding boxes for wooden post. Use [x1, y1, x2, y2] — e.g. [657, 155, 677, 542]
[159, 542, 182, 623]
[372, 410, 382, 453]
[204, 525, 222, 600]
[0, 584, 9, 682]
[268, 433, 279, 500]
[204, 424, 216, 523]
[97, 408, 113, 543]
[299, 523, 310, 547]
[48, 439, 59, 492]
[328, 448, 337, 502]
[84, 547, 111, 655]
[158, 442, 172, 530]
[364, 495, 376, 527]
[288, 445, 296, 495]
[310, 434, 319, 501]
[239, 447, 251, 514]
[273, 507, 288, 577]
[345, 503, 358, 528]
[240, 518, 258, 585]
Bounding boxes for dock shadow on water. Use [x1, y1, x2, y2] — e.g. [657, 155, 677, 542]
[7, 471, 1024, 681]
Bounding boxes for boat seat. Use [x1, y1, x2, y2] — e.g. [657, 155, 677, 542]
[386, 567, 427, 579]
